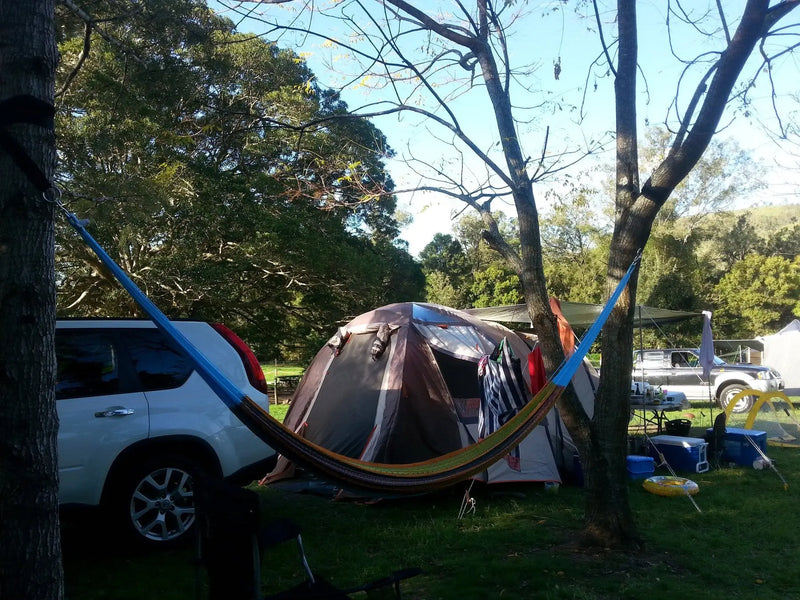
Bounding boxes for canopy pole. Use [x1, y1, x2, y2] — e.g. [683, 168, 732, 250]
[638, 305, 645, 391]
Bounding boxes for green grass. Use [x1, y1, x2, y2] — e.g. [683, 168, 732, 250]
[269, 402, 290, 422]
[60, 373, 799, 599]
[261, 363, 304, 386]
[63, 443, 800, 599]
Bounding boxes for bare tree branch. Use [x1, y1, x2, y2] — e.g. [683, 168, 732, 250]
[59, 0, 144, 63]
[592, 0, 617, 77]
[56, 21, 91, 98]
[715, 0, 732, 43]
[642, 0, 799, 208]
[383, 0, 481, 50]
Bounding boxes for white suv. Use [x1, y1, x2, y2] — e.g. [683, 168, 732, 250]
[56, 319, 276, 546]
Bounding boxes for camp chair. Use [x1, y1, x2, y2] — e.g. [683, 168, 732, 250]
[263, 568, 423, 600]
[705, 412, 727, 469]
[193, 475, 421, 600]
[193, 474, 265, 600]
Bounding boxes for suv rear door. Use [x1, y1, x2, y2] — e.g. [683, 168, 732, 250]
[633, 350, 669, 389]
[142, 322, 272, 473]
[56, 328, 149, 505]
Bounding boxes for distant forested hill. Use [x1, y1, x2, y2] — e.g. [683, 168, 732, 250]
[734, 204, 800, 234]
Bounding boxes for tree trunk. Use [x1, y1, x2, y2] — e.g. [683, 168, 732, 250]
[0, 1, 63, 598]
[568, 0, 645, 547]
[570, 0, 799, 548]
[467, 0, 621, 544]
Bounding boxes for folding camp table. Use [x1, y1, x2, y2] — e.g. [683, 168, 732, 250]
[630, 392, 689, 434]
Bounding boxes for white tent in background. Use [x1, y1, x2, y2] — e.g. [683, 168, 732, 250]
[759, 320, 800, 395]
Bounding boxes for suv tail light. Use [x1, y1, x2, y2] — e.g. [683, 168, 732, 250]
[211, 323, 269, 395]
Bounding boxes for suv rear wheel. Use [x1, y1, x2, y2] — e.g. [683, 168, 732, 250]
[110, 454, 202, 547]
[718, 383, 755, 414]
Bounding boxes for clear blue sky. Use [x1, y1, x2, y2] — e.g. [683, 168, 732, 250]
[213, 1, 800, 255]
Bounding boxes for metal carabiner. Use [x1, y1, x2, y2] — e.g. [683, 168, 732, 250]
[41, 186, 69, 215]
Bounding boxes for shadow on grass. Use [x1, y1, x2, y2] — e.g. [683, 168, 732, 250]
[62, 448, 800, 600]
[61, 506, 198, 600]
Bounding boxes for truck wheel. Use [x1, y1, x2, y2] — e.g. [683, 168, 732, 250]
[718, 384, 755, 414]
[110, 454, 201, 547]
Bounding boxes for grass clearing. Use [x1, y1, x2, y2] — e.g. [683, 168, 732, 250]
[63, 439, 800, 599]
[261, 363, 304, 385]
[262, 363, 303, 409]
[269, 402, 290, 422]
[61, 372, 800, 599]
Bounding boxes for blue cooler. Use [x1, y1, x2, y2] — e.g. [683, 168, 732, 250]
[649, 435, 709, 473]
[705, 427, 767, 466]
[626, 455, 655, 480]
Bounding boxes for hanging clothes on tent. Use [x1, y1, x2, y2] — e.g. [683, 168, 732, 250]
[478, 338, 530, 472]
[527, 345, 547, 395]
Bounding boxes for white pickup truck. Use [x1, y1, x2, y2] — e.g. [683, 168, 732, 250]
[632, 348, 783, 413]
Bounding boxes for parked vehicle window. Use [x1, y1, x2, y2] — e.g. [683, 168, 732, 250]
[671, 351, 698, 368]
[635, 351, 661, 368]
[56, 331, 120, 399]
[124, 329, 193, 391]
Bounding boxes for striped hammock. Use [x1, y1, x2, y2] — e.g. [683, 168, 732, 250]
[63, 208, 638, 494]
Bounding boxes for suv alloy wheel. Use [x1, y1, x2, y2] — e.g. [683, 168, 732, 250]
[112, 454, 202, 547]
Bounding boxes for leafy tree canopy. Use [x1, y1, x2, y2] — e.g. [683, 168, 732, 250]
[420, 132, 800, 344]
[55, 0, 424, 361]
[418, 233, 472, 307]
[714, 254, 800, 336]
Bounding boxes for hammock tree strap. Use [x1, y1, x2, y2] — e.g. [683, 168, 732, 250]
[62, 206, 640, 494]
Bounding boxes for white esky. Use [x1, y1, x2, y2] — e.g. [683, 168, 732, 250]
[213, 1, 800, 256]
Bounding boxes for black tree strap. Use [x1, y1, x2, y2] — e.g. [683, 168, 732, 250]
[0, 95, 56, 194]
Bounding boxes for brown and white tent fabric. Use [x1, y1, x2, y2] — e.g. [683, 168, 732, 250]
[265, 303, 598, 490]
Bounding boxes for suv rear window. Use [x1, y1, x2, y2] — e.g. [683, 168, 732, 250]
[634, 351, 664, 367]
[125, 329, 193, 391]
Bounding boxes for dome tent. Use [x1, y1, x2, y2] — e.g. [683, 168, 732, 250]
[265, 302, 597, 490]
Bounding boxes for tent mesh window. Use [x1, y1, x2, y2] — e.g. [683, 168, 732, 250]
[431, 348, 482, 424]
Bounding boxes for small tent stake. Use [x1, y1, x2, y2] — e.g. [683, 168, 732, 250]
[458, 480, 477, 520]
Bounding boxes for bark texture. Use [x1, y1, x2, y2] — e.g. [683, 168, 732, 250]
[0, 0, 63, 598]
